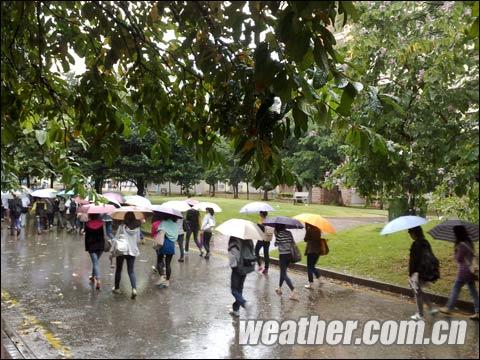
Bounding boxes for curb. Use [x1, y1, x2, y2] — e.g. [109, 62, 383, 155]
[266, 257, 475, 313]
[1, 317, 35, 359]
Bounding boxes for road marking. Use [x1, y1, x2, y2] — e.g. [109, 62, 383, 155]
[1, 289, 73, 358]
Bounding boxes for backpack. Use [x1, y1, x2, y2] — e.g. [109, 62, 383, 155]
[237, 239, 256, 276]
[69, 200, 77, 214]
[9, 198, 23, 216]
[419, 245, 440, 283]
[112, 226, 129, 256]
[59, 199, 66, 212]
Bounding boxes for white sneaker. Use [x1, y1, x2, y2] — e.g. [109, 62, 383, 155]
[410, 313, 424, 321]
[305, 284, 313, 289]
[429, 308, 439, 315]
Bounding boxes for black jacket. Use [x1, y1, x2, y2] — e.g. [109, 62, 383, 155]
[185, 208, 200, 231]
[409, 239, 432, 277]
[84, 220, 105, 252]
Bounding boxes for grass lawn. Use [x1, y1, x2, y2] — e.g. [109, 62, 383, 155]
[271, 221, 475, 300]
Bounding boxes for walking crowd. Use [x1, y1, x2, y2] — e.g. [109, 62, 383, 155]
[1, 192, 479, 322]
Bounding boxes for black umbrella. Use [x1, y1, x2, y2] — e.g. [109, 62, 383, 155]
[262, 216, 304, 229]
[427, 220, 479, 242]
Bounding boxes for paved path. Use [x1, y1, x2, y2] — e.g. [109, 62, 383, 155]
[1, 220, 478, 359]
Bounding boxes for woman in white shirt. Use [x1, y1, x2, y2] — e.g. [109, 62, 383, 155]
[112, 212, 141, 299]
[200, 207, 215, 260]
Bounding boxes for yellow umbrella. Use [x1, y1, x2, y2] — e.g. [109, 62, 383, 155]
[293, 213, 336, 234]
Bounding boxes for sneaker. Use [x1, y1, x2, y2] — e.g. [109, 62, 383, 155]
[305, 284, 313, 289]
[439, 307, 452, 315]
[469, 313, 479, 321]
[131, 289, 137, 299]
[204, 253, 210, 260]
[95, 279, 101, 290]
[410, 313, 424, 321]
[262, 268, 268, 275]
[112, 288, 122, 295]
[289, 291, 299, 301]
[275, 288, 283, 295]
[229, 310, 240, 318]
[178, 257, 184, 263]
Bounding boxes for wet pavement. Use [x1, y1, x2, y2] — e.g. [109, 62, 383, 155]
[1, 220, 479, 359]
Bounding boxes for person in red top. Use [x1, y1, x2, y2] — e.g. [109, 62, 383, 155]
[84, 214, 105, 290]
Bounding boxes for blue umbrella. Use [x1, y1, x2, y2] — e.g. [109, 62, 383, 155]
[263, 216, 304, 229]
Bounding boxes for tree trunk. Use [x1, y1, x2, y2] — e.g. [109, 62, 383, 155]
[136, 179, 145, 196]
[246, 182, 249, 200]
[26, 176, 30, 188]
[234, 184, 239, 199]
[296, 184, 303, 192]
[94, 178, 103, 194]
[212, 183, 216, 197]
[168, 182, 171, 196]
[307, 184, 313, 204]
[263, 189, 269, 201]
[50, 174, 55, 188]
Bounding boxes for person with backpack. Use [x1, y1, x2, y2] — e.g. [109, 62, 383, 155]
[8, 193, 23, 235]
[152, 212, 179, 288]
[274, 224, 299, 301]
[439, 226, 479, 320]
[255, 211, 274, 275]
[185, 203, 201, 256]
[228, 236, 255, 317]
[84, 213, 106, 290]
[30, 197, 48, 234]
[56, 196, 66, 229]
[304, 223, 324, 289]
[408, 226, 439, 321]
[66, 196, 77, 232]
[200, 207, 215, 260]
[46, 198, 55, 229]
[112, 212, 141, 299]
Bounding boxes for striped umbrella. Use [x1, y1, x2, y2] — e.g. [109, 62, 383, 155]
[428, 220, 479, 242]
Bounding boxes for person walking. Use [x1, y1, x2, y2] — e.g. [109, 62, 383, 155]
[274, 224, 298, 300]
[255, 211, 274, 275]
[30, 197, 48, 234]
[84, 213, 105, 290]
[112, 212, 141, 299]
[177, 215, 186, 263]
[185, 203, 201, 256]
[152, 212, 179, 288]
[200, 207, 215, 260]
[56, 196, 66, 229]
[408, 226, 439, 321]
[304, 223, 323, 289]
[46, 198, 55, 229]
[439, 226, 479, 320]
[8, 193, 23, 235]
[66, 196, 78, 232]
[228, 236, 254, 317]
[20, 195, 31, 229]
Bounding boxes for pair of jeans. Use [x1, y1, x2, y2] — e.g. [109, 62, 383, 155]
[307, 254, 321, 283]
[255, 241, 270, 269]
[56, 212, 65, 228]
[186, 228, 200, 252]
[231, 269, 247, 311]
[203, 231, 212, 254]
[446, 279, 479, 313]
[89, 251, 103, 280]
[279, 253, 294, 291]
[115, 255, 136, 289]
[177, 234, 185, 258]
[36, 215, 47, 233]
[157, 252, 173, 280]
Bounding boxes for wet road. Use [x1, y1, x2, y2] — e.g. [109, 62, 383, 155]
[1, 220, 479, 359]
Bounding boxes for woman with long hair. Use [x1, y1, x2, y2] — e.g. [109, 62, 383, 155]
[440, 225, 479, 320]
[112, 212, 141, 299]
[152, 212, 179, 288]
[274, 224, 298, 301]
[200, 207, 215, 260]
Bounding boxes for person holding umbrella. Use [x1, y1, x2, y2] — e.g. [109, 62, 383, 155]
[408, 226, 439, 321]
[274, 224, 299, 301]
[304, 223, 324, 289]
[112, 212, 142, 299]
[439, 225, 479, 320]
[152, 212, 179, 288]
[200, 207, 216, 260]
[84, 213, 106, 290]
[255, 211, 274, 275]
[185, 202, 201, 256]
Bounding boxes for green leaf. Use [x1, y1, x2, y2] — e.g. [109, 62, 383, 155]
[337, 83, 357, 116]
[340, 1, 358, 21]
[35, 130, 47, 145]
[378, 94, 406, 117]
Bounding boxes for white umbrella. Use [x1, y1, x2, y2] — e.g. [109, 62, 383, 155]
[111, 206, 152, 221]
[161, 200, 191, 212]
[380, 216, 428, 235]
[194, 201, 222, 213]
[216, 219, 265, 241]
[1, 192, 13, 200]
[239, 201, 275, 214]
[151, 204, 183, 219]
[31, 188, 57, 198]
[124, 195, 152, 208]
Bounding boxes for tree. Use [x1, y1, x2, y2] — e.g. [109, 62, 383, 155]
[204, 166, 225, 197]
[1, 1, 359, 192]
[332, 1, 479, 215]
